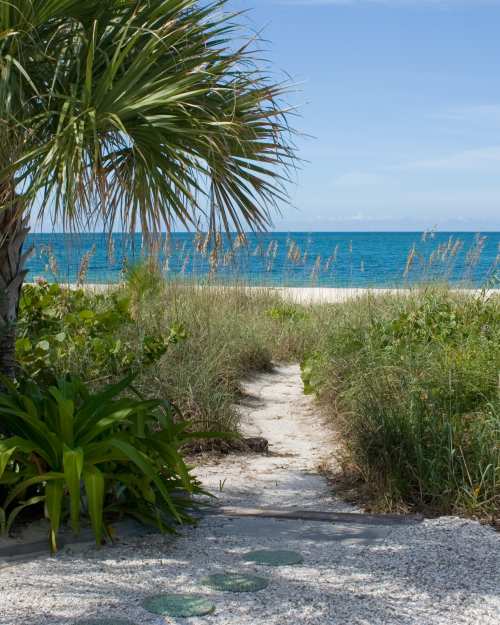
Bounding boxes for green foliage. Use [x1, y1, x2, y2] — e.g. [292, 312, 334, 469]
[266, 304, 308, 322]
[0, 0, 296, 235]
[302, 289, 500, 517]
[10, 278, 499, 526]
[16, 282, 180, 381]
[300, 354, 323, 396]
[374, 293, 499, 348]
[0, 374, 202, 551]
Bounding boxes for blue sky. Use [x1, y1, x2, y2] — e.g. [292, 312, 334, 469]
[231, 0, 500, 231]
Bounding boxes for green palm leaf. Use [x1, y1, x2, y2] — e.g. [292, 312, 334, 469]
[0, 0, 296, 234]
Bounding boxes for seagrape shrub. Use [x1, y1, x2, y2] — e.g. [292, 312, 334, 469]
[16, 281, 175, 382]
[0, 374, 203, 551]
[303, 289, 500, 516]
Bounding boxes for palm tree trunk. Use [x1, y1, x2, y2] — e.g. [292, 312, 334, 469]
[0, 206, 31, 379]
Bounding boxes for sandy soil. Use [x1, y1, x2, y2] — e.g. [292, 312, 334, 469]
[194, 364, 355, 513]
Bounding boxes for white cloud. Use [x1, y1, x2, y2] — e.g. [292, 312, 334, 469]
[276, 0, 500, 6]
[327, 146, 500, 188]
[434, 105, 500, 124]
[395, 146, 500, 171]
[332, 172, 387, 187]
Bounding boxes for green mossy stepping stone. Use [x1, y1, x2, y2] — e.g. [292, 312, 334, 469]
[143, 593, 216, 618]
[75, 620, 134, 625]
[201, 572, 269, 593]
[243, 549, 304, 566]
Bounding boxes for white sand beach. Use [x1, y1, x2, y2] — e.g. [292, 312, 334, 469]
[70, 283, 499, 304]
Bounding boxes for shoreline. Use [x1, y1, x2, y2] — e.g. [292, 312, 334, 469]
[38, 282, 500, 304]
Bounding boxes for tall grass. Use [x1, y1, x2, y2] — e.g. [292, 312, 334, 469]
[119, 271, 293, 433]
[302, 288, 500, 518]
[24, 245, 500, 519]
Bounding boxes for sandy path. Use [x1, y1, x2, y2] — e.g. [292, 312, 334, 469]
[194, 364, 355, 513]
[0, 365, 499, 625]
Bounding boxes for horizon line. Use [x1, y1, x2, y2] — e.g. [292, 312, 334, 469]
[28, 229, 500, 235]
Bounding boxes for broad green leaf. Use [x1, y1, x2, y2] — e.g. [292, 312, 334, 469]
[5, 472, 65, 509]
[6, 496, 45, 534]
[63, 446, 84, 534]
[0, 406, 60, 466]
[45, 479, 64, 554]
[74, 374, 135, 437]
[0, 446, 16, 480]
[78, 310, 95, 320]
[146, 439, 191, 490]
[49, 388, 75, 445]
[83, 466, 105, 546]
[15, 337, 32, 352]
[110, 439, 181, 523]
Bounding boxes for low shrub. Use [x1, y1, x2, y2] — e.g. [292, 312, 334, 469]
[16, 281, 174, 383]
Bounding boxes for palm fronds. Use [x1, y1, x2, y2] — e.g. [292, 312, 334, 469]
[0, 0, 297, 234]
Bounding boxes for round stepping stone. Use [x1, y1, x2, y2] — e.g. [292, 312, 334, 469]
[243, 549, 304, 566]
[143, 593, 215, 618]
[75, 620, 134, 625]
[201, 572, 269, 593]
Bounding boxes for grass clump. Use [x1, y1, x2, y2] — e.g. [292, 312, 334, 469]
[136, 284, 279, 432]
[303, 288, 500, 518]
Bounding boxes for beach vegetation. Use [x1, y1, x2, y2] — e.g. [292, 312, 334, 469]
[301, 288, 500, 518]
[0, 372, 204, 552]
[0, 0, 296, 379]
[15, 280, 174, 382]
[1, 277, 499, 539]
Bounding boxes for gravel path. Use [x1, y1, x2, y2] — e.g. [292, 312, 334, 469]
[1, 364, 499, 625]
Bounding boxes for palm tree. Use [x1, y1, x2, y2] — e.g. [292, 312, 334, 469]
[0, 0, 296, 378]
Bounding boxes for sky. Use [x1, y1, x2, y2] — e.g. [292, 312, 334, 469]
[229, 0, 500, 231]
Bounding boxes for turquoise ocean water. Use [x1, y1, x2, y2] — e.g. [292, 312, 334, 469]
[25, 232, 500, 287]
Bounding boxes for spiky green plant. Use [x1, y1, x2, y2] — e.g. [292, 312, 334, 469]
[0, 373, 205, 552]
[0, 0, 296, 378]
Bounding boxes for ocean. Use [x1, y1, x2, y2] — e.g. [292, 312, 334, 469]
[25, 231, 500, 288]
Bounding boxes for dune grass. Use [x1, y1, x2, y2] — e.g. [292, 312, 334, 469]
[299, 288, 500, 519]
[17, 268, 500, 520]
[151, 281, 500, 519]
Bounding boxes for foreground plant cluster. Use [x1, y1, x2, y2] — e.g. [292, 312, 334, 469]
[0, 269, 216, 550]
[0, 275, 498, 549]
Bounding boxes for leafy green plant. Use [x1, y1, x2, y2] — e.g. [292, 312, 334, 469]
[0, 443, 45, 536]
[0, 374, 204, 552]
[16, 282, 181, 382]
[300, 354, 323, 396]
